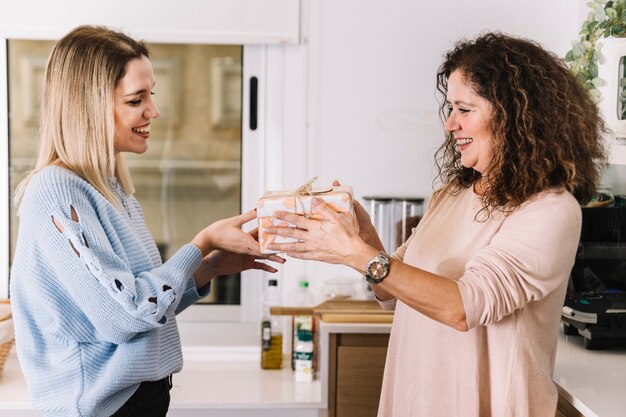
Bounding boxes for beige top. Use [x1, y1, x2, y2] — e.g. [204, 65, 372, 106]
[377, 185, 581, 417]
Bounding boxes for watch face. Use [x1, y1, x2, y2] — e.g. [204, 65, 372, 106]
[368, 260, 388, 279]
[365, 252, 390, 283]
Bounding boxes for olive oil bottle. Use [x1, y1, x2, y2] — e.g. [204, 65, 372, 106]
[261, 279, 283, 369]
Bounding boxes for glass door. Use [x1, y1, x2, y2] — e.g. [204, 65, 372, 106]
[7, 40, 243, 305]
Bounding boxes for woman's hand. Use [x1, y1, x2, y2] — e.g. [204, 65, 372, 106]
[204, 248, 285, 276]
[264, 197, 373, 270]
[353, 199, 381, 246]
[192, 209, 264, 257]
[331, 180, 385, 250]
[193, 228, 286, 288]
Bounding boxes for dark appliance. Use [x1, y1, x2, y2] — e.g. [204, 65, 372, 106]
[562, 206, 626, 349]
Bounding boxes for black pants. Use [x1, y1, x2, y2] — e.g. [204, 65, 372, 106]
[111, 375, 172, 417]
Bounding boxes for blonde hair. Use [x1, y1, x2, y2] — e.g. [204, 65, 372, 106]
[14, 25, 150, 207]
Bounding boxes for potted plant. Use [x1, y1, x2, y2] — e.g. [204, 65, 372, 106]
[566, 0, 626, 103]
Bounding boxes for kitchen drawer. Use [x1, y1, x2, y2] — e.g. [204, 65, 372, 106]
[328, 333, 389, 417]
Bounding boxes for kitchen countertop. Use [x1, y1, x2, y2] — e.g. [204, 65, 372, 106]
[0, 346, 324, 417]
[1, 322, 624, 417]
[553, 331, 626, 417]
[317, 321, 626, 417]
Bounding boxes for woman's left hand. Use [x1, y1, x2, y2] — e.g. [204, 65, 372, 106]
[264, 197, 369, 268]
[201, 249, 284, 276]
[205, 228, 286, 275]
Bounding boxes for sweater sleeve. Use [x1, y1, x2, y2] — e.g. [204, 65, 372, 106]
[457, 191, 581, 329]
[25, 172, 202, 344]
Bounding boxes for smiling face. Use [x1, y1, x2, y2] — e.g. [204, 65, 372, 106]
[444, 70, 495, 178]
[113, 55, 159, 155]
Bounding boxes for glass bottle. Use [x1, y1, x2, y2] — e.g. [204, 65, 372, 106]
[291, 280, 316, 370]
[261, 279, 283, 369]
[294, 327, 314, 382]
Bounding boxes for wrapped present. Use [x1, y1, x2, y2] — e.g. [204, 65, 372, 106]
[257, 178, 358, 254]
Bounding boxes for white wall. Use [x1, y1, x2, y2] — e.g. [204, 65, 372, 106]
[305, 0, 580, 196]
[273, 0, 587, 298]
[0, 0, 592, 318]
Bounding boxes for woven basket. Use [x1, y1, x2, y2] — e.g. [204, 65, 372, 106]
[0, 300, 13, 377]
[0, 338, 14, 376]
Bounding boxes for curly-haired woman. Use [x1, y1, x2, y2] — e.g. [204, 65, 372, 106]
[265, 32, 606, 416]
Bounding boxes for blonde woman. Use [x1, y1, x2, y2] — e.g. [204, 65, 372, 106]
[10, 25, 283, 417]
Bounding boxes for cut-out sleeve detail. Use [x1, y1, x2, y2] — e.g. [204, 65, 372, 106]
[70, 205, 79, 222]
[13, 167, 206, 348]
[68, 240, 81, 257]
[52, 215, 64, 233]
[45, 202, 202, 343]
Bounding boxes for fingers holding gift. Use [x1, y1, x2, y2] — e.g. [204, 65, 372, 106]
[267, 241, 310, 255]
[265, 223, 309, 241]
[264, 215, 358, 264]
[266, 237, 347, 264]
[310, 196, 341, 219]
[271, 209, 315, 229]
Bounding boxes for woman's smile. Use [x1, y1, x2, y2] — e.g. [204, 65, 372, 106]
[131, 123, 151, 139]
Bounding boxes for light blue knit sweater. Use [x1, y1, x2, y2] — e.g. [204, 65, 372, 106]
[10, 166, 207, 416]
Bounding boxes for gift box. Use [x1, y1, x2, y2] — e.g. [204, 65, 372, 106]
[257, 180, 357, 254]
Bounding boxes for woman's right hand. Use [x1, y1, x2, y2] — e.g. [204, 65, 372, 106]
[332, 180, 383, 249]
[191, 211, 286, 288]
[192, 209, 263, 257]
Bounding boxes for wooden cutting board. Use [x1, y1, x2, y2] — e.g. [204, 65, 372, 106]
[271, 299, 394, 323]
[314, 299, 394, 323]
[316, 313, 393, 323]
[270, 306, 315, 316]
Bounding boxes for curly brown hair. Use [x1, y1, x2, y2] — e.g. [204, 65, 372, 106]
[435, 32, 607, 212]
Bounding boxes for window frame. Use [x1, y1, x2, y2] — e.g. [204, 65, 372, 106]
[0, 39, 8, 301]
[0, 38, 293, 347]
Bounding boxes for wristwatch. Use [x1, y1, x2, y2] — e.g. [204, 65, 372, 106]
[364, 251, 391, 284]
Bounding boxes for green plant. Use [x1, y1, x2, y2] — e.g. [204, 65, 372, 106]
[565, 0, 626, 102]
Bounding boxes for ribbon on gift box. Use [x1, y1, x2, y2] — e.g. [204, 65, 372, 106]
[292, 177, 332, 216]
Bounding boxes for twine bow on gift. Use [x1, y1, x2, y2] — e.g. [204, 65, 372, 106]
[293, 177, 333, 216]
[295, 176, 319, 197]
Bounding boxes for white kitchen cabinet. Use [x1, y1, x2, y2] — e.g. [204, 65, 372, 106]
[0, 0, 301, 45]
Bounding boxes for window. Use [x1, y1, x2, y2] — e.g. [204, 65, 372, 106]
[0, 0, 301, 346]
[7, 40, 243, 305]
